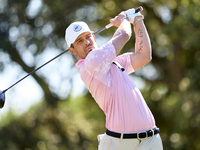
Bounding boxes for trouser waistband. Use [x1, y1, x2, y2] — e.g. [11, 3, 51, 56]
[106, 128, 160, 140]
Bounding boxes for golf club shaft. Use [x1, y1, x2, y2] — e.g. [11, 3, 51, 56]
[93, 6, 143, 35]
[2, 49, 69, 94]
[2, 6, 143, 94]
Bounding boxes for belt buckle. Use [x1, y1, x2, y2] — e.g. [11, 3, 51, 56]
[137, 131, 148, 140]
[150, 129, 154, 137]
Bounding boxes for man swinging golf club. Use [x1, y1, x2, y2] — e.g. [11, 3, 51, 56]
[65, 8, 163, 150]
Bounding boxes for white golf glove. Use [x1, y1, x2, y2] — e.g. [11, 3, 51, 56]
[125, 8, 144, 24]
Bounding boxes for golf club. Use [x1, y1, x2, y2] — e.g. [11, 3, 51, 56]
[0, 6, 143, 109]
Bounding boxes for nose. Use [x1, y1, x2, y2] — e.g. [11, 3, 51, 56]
[84, 39, 90, 46]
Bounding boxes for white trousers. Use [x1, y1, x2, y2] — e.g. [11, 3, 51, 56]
[97, 133, 163, 150]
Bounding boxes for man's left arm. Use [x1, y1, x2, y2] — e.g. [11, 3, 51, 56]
[130, 17, 152, 71]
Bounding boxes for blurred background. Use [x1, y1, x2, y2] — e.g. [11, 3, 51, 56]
[0, 0, 200, 149]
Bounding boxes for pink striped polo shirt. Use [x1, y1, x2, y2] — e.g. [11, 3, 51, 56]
[76, 42, 155, 133]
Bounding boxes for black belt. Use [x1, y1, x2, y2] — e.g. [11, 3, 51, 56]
[106, 128, 160, 140]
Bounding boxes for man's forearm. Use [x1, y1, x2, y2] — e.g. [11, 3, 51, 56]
[134, 18, 152, 61]
[111, 19, 132, 55]
[113, 19, 132, 38]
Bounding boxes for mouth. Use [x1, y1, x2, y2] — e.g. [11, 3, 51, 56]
[85, 45, 94, 52]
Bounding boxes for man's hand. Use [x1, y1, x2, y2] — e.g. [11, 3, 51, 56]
[110, 12, 127, 27]
[125, 8, 144, 25]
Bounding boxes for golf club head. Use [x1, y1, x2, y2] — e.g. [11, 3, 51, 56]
[0, 91, 5, 108]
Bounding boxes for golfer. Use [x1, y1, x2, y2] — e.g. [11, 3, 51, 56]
[65, 8, 163, 150]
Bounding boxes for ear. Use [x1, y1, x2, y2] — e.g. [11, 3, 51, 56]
[69, 47, 77, 56]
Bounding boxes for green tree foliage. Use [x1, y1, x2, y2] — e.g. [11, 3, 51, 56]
[0, 93, 105, 150]
[0, 0, 200, 149]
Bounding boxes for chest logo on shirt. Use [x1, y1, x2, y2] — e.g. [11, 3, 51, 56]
[73, 24, 82, 32]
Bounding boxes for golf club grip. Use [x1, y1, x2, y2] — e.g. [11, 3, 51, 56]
[135, 6, 143, 13]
